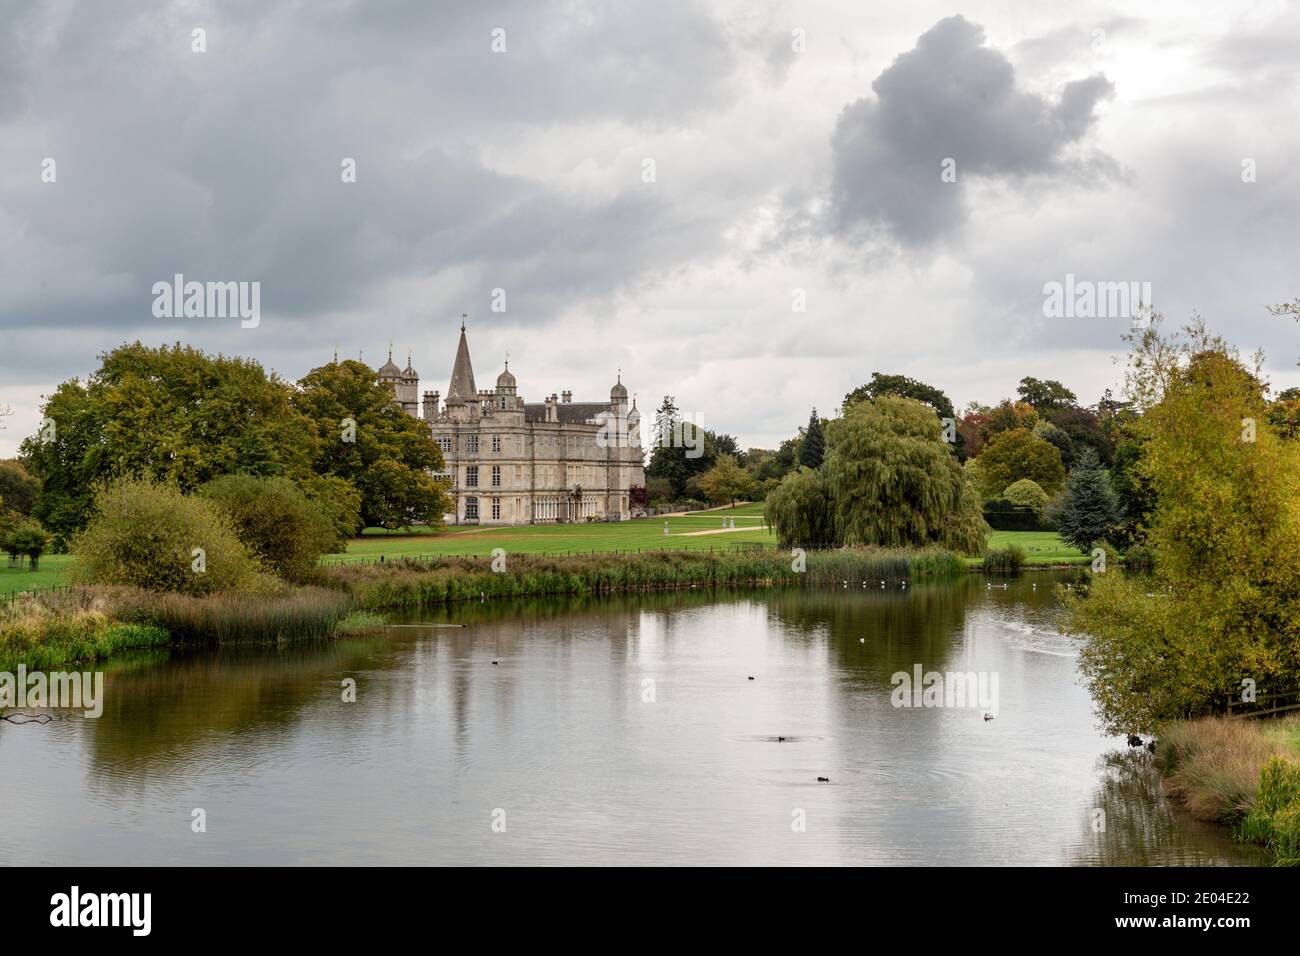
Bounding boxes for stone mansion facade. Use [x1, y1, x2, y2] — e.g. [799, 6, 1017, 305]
[377, 324, 646, 525]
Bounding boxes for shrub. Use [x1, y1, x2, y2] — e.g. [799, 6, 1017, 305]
[1002, 479, 1050, 517]
[1239, 756, 1300, 865]
[1122, 543, 1155, 570]
[981, 546, 1025, 572]
[297, 474, 363, 550]
[71, 478, 258, 595]
[200, 474, 336, 582]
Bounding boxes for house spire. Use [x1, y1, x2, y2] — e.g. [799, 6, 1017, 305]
[445, 320, 478, 406]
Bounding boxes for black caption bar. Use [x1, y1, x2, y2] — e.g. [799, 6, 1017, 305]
[2, 866, 1285, 942]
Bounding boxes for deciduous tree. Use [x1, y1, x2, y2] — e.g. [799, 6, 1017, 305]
[22, 343, 318, 546]
[293, 360, 449, 531]
[1068, 318, 1300, 733]
[967, 427, 1065, 498]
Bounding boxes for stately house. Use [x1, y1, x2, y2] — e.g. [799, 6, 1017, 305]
[377, 324, 646, 525]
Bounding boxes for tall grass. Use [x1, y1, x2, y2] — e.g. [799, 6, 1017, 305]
[1159, 716, 1300, 866]
[1159, 718, 1276, 821]
[0, 585, 352, 668]
[1239, 757, 1300, 866]
[108, 587, 353, 644]
[0, 595, 169, 671]
[331, 546, 963, 611]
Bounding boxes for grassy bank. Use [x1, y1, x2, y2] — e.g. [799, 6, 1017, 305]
[1158, 716, 1300, 865]
[329, 545, 965, 611]
[1, 520, 1089, 601]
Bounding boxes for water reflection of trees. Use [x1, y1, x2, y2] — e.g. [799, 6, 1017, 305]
[87, 636, 392, 776]
[85, 592, 736, 778]
[83, 574, 1085, 785]
[1067, 750, 1266, 866]
[763, 580, 977, 680]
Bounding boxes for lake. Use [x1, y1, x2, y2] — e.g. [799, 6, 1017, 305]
[0, 571, 1261, 865]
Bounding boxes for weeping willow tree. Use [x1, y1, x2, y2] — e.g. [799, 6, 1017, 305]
[763, 466, 838, 548]
[764, 396, 987, 554]
[826, 395, 987, 554]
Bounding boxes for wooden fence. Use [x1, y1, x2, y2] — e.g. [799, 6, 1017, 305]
[1225, 690, 1300, 720]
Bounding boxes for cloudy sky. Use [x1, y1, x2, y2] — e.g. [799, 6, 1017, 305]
[2, 0, 1298, 455]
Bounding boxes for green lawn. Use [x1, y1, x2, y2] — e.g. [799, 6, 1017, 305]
[0, 553, 76, 599]
[981, 529, 1091, 565]
[330, 503, 774, 562]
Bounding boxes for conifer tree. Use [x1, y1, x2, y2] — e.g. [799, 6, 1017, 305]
[1054, 447, 1120, 553]
[799, 409, 825, 468]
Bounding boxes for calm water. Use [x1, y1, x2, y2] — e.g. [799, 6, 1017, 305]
[0, 572, 1261, 865]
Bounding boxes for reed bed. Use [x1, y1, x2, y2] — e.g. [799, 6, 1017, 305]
[330, 546, 964, 611]
[110, 587, 353, 644]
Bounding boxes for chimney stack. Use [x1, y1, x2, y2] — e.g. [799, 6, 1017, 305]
[561, 390, 572, 403]
[423, 390, 439, 420]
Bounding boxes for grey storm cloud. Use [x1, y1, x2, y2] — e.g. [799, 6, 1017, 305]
[3, 1, 1299, 457]
[828, 15, 1115, 245]
[0, 0, 740, 366]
